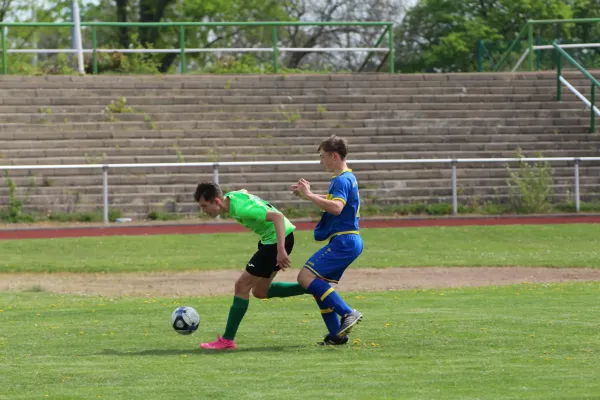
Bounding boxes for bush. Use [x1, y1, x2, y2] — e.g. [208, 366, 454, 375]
[506, 149, 554, 214]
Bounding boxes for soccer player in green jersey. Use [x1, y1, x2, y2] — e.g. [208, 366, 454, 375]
[194, 182, 307, 350]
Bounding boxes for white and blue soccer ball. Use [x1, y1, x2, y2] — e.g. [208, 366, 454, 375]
[171, 306, 200, 335]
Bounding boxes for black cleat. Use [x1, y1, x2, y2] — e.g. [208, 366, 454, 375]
[337, 309, 363, 336]
[317, 334, 349, 346]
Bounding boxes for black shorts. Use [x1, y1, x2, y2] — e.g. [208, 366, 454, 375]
[246, 232, 295, 278]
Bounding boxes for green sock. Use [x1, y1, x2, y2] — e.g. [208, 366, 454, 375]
[267, 282, 308, 298]
[222, 296, 249, 340]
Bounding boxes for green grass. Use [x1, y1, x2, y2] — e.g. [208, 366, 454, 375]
[1, 283, 599, 399]
[1, 224, 600, 273]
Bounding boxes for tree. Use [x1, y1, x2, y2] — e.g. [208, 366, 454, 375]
[282, 0, 405, 71]
[395, 0, 574, 73]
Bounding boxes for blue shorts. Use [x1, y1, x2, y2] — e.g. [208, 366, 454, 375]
[303, 234, 363, 283]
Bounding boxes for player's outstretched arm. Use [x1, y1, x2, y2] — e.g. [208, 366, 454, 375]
[265, 211, 291, 270]
[290, 182, 327, 199]
[295, 179, 343, 216]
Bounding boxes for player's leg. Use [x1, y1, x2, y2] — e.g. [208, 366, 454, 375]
[253, 232, 308, 299]
[200, 270, 260, 350]
[297, 234, 364, 338]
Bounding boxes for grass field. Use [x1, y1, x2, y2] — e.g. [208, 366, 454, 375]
[1, 224, 600, 272]
[1, 283, 599, 400]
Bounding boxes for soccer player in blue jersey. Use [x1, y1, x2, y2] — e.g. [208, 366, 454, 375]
[291, 135, 364, 346]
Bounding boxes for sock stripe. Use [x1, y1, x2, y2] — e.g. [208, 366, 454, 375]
[320, 287, 335, 301]
[320, 307, 334, 314]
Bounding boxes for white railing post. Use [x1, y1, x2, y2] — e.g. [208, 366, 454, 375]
[102, 165, 109, 225]
[451, 160, 458, 215]
[574, 158, 580, 213]
[71, 0, 85, 74]
[212, 163, 219, 184]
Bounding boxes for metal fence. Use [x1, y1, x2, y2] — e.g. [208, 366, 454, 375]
[0, 21, 394, 74]
[3, 157, 600, 225]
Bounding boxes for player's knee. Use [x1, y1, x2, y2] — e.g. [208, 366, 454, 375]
[251, 287, 268, 299]
[234, 279, 253, 297]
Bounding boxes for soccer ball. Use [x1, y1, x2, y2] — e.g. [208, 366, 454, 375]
[171, 306, 200, 335]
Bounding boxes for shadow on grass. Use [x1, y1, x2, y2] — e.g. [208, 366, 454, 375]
[99, 345, 308, 356]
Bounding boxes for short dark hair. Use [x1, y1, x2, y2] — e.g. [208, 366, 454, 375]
[318, 135, 348, 159]
[194, 182, 223, 202]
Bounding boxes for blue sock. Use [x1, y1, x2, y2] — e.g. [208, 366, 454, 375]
[317, 299, 341, 336]
[307, 279, 353, 316]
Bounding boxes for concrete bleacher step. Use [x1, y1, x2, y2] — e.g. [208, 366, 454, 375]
[1, 72, 599, 216]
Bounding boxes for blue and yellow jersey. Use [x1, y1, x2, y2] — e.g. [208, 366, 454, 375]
[313, 170, 360, 242]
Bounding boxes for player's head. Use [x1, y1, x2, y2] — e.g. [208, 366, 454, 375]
[194, 182, 224, 218]
[318, 135, 348, 172]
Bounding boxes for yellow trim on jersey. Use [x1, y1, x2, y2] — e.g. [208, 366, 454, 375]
[320, 308, 334, 314]
[320, 287, 335, 301]
[331, 197, 346, 205]
[303, 265, 340, 284]
[331, 168, 353, 178]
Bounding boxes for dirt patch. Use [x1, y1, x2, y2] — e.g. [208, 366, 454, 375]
[2, 267, 600, 297]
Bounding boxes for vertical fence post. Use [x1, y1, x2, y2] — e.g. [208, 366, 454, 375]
[213, 163, 220, 219]
[212, 164, 219, 184]
[476, 40, 483, 72]
[102, 165, 109, 225]
[1, 25, 7, 75]
[527, 22, 534, 71]
[92, 26, 98, 74]
[179, 25, 186, 73]
[535, 36, 541, 70]
[556, 50, 562, 101]
[574, 158, 580, 213]
[451, 160, 458, 215]
[388, 25, 394, 73]
[591, 84, 596, 133]
[271, 26, 279, 73]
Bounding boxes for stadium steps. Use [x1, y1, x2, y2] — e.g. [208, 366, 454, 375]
[1, 72, 600, 217]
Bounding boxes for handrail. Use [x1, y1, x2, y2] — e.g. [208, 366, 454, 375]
[358, 26, 389, 72]
[0, 21, 395, 74]
[2, 156, 597, 223]
[493, 18, 600, 72]
[553, 41, 600, 133]
[493, 23, 530, 72]
[511, 42, 600, 72]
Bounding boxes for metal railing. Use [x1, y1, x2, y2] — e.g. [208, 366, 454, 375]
[0, 21, 395, 75]
[493, 18, 600, 72]
[554, 42, 600, 133]
[2, 157, 599, 225]
[511, 42, 600, 72]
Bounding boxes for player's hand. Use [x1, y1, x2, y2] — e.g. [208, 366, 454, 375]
[277, 249, 291, 270]
[296, 179, 312, 197]
[291, 182, 309, 200]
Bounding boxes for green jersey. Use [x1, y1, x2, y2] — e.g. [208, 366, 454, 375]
[225, 190, 296, 244]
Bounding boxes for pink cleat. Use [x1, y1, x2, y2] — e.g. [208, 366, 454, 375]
[200, 335, 236, 350]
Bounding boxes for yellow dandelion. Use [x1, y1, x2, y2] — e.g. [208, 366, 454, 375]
[530, 334, 535, 338]
[79, 332, 84, 335]
[353, 338, 361, 345]
[36, 313, 41, 316]
[385, 323, 390, 328]
[371, 343, 379, 347]
[0, 310, 3, 313]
